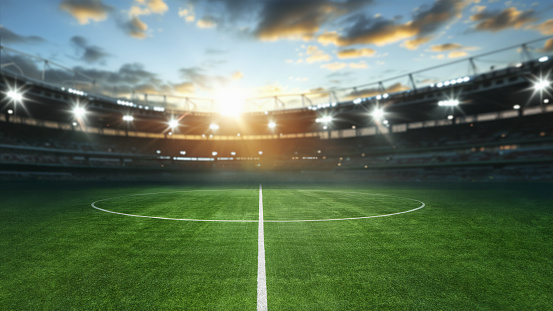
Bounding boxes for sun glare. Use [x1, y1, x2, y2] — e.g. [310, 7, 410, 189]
[215, 88, 247, 117]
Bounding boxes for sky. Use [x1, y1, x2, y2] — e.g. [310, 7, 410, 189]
[1, 0, 553, 112]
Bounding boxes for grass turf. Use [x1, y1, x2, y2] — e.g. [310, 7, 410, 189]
[0, 181, 552, 309]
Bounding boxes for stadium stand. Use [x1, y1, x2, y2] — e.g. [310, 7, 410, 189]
[1, 47, 552, 182]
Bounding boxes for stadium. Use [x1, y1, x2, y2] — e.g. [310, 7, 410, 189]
[1, 1, 553, 309]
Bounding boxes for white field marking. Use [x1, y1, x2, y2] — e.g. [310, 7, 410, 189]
[257, 184, 268, 311]
[263, 190, 425, 223]
[90, 189, 425, 222]
[91, 189, 258, 222]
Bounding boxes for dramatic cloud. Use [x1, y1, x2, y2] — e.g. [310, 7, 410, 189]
[542, 39, 553, 52]
[317, 0, 466, 49]
[179, 67, 228, 90]
[305, 46, 332, 63]
[337, 48, 375, 59]
[531, 18, 553, 35]
[70, 36, 110, 63]
[402, 37, 432, 50]
[121, 16, 149, 39]
[429, 43, 463, 51]
[121, 0, 168, 38]
[428, 42, 478, 58]
[254, 0, 373, 41]
[1, 54, 179, 97]
[0, 27, 45, 45]
[470, 7, 537, 32]
[59, 0, 112, 25]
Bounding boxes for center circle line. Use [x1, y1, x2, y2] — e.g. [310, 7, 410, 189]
[90, 189, 425, 222]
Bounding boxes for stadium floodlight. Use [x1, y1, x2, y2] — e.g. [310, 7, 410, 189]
[212, 151, 218, 156]
[73, 106, 86, 118]
[7, 90, 23, 103]
[538, 56, 549, 63]
[268, 121, 276, 129]
[123, 115, 134, 122]
[447, 115, 454, 120]
[544, 99, 550, 104]
[353, 98, 362, 104]
[382, 93, 389, 99]
[168, 119, 179, 128]
[315, 116, 332, 123]
[209, 123, 220, 130]
[438, 99, 459, 107]
[371, 107, 385, 120]
[534, 79, 550, 91]
[7, 109, 13, 115]
[513, 104, 521, 110]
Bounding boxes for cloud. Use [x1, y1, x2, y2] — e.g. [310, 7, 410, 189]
[0, 26, 45, 45]
[122, 16, 149, 39]
[70, 36, 110, 63]
[448, 51, 468, 58]
[146, 0, 168, 14]
[470, 7, 537, 32]
[121, 0, 168, 38]
[1, 54, 179, 97]
[178, 4, 196, 22]
[317, 0, 466, 49]
[59, 0, 112, 25]
[179, 66, 228, 90]
[427, 42, 478, 58]
[232, 71, 244, 80]
[530, 18, 553, 35]
[254, 0, 373, 41]
[172, 82, 196, 95]
[541, 38, 553, 52]
[402, 36, 432, 50]
[320, 61, 368, 70]
[197, 16, 217, 29]
[306, 46, 332, 63]
[337, 48, 375, 59]
[130, 0, 168, 15]
[429, 43, 463, 51]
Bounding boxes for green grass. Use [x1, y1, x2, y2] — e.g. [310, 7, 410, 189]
[1, 181, 552, 309]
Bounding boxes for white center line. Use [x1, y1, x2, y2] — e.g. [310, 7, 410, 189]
[257, 184, 268, 311]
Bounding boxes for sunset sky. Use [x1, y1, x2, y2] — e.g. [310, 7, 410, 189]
[1, 0, 552, 110]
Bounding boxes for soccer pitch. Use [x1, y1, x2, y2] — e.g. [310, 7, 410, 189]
[1, 181, 552, 309]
